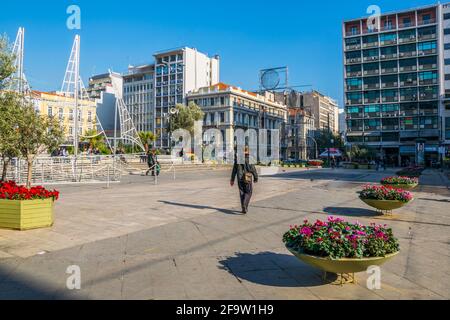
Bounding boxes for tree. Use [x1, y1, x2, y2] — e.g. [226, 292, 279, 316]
[81, 129, 107, 152]
[0, 93, 22, 180]
[0, 35, 15, 90]
[171, 102, 204, 134]
[0, 35, 19, 180]
[16, 101, 64, 187]
[346, 145, 376, 163]
[314, 129, 345, 151]
[138, 131, 157, 153]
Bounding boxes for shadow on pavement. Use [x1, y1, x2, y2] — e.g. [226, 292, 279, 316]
[218, 252, 335, 287]
[268, 169, 391, 184]
[323, 206, 381, 217]
[159, 200, 243, 215]
[0, 264, 82, 300]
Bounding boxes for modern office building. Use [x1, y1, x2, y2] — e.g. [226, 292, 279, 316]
[123, 64, 155, 133]
[31, 90, 97, 145]
[186, 82, 288, 157]
[154, 47, 220, 148]
[343, 3, 450, 166]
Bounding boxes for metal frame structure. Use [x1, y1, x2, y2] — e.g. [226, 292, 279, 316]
[109, 71, 145, 152]
[9, 27, 30, 93]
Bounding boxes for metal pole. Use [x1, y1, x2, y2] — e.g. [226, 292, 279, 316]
[74, 35, 80, 157]
[327, 113, 331, 166]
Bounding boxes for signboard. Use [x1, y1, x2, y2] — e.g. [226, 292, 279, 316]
[416, 142, 425, 166]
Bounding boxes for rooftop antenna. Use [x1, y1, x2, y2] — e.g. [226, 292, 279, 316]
[9, 27, 30, 93]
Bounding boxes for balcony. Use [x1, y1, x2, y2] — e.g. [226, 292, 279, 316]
[418, 33, 436, 41]
[346, 44, 361, 51]
[382, 96, 398, 103]
[363, 56, 379, 62]
[399, 65, 417, 72]
[380, 67, 398, 74]
[382, 111, 399, 117]
[398, 21, 415, 29]
[346, 31, 361, 37]
[382, 125, 399, 130]
[364, 69, 380, 76]
[364, 97, 381, 104]
[398, 35, 417, 44]
[346, 99, 363, 105]
[418, 48, 437, 56]
[400, 80, 418, 87]
[400, 95, 418, 102]
[419, 92, 438, 100]
[418, 18, 436, 26]
[419, 108, 438, 115]
[380, 39, 397, 46]
[398, 51, 417, 58]
[364, 126, 381, 131]
[381, 81, 398, 88]
[346, 85, 362, 91]
[346, 113, 364, 119]
[399, 110, 418, 116]
[418, 63, 437, 71]
[419, 78, 437, 85]
[347, 71, 362, 77]
[346, 57, 362, 64]
[380, 53, 398, 60]
[364, 83, 380, 89]
[362, 42, 379, 49]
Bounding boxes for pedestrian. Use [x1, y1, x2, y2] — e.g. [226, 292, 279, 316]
[230, 148, 258, 214]
[331, 156, 336, 169]
[146, 149, 158, 176]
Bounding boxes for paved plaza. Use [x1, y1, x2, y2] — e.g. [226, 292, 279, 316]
[0, 167, 449, 299]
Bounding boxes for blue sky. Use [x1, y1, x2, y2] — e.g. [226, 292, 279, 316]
[0, 0, 440, 107]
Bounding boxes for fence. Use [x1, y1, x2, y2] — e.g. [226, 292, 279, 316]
[1, 155, 125, 186]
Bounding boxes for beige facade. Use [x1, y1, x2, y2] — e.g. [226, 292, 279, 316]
[31, 91, 97, 144]
[187, 82, 288, 152]
[285, 108, 316, 160]
[302, 91, 339, 133]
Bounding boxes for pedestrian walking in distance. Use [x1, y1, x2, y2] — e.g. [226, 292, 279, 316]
[230, 149, 258, 214]
[146, 149, 158, 176]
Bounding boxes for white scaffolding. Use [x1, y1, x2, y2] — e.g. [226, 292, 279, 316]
[9, 27, 30, 93]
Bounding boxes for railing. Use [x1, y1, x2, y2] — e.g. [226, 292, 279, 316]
[0, 155, 124, 186]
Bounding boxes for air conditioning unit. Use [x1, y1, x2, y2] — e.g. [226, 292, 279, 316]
[381, 55, 386, 59]
[419, 52, 425, 56]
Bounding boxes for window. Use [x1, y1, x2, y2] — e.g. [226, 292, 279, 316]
[445, 59, 450, 65]
[444, 28, 450, 35]
[48, 106, 53, 117]
[402, 17, 411, 26]
[445, 43, 450, 50]
[381, 104, 399, 112]
[364, 105, 380, 113]
[418, 41, 436, 51]
[380, 33, 396, 42]
[444, 13, 450, 20]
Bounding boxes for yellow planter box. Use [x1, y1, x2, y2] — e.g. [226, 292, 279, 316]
[0, 198, 54, 230]
[360, 197, 412, 211]
[381, 183, 418, 190]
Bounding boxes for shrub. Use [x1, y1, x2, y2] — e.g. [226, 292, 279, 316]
[283, 217, 399, 259]
[308, 160, 324, 167]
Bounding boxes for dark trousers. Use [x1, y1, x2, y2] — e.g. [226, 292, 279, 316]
[238, 181, 253, 211]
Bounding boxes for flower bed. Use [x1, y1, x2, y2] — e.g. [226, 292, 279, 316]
[381, 176, 418, 186]
[0, 181, 59, 230]
[0, 180, 59, 200]
[396, 166, 424, 178]
[283, 217, 399, 259]
[359, 185, 413, 203]
[308, 160, 324, 167]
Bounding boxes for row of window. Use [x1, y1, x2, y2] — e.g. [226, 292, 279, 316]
[346, 71, 438, 89]
[346, 86, 438, 104]
[47, 107, 93, 122]
[346, 101, 438, 114]
[124, 83, 152, 93]
[347, 116, 439, 131]
[345, 26, 436, 43]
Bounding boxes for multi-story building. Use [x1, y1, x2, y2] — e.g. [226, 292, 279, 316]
[154, 47, 220, 148]
[186, 82, 288, 158]
[86, 73, 112, 100]
[123, 64, 155, 133]
[301, 91, 339, 134]
[284, 108, 316, 160]
[343, 3, 450, 166]
[31, 90, 97, 145]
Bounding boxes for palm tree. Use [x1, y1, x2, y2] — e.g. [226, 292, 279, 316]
[138, 131, 157, 153]
[81, 129, 105, 152]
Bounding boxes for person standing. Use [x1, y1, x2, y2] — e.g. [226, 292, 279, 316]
[230, 150, 258, 214]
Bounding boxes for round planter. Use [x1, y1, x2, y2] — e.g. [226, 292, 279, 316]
[360, 197, 413, 211]
[381, 183, 418, 190]
[286, 246, 399, 274]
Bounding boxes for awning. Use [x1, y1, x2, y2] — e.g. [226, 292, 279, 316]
[319, 148, 343, 158]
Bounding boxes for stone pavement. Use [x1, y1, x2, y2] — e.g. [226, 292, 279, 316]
[0, 168, 449, 299]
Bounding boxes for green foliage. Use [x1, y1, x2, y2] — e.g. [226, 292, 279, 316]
[346, 145, 376, 163]
[283, 217, 399, 259]
[138, 131, 157, 153]
[15, 100, 65, 187]
[315, 129, 344, 151]
[0, 35, 16, 89]
[81, 129, 110, 154]
[171, 102, 204, 134]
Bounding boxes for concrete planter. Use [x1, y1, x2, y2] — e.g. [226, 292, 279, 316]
[0, 198, 54, 230]
[287, 246, 399, 274]
[360, 197, 412, 212]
